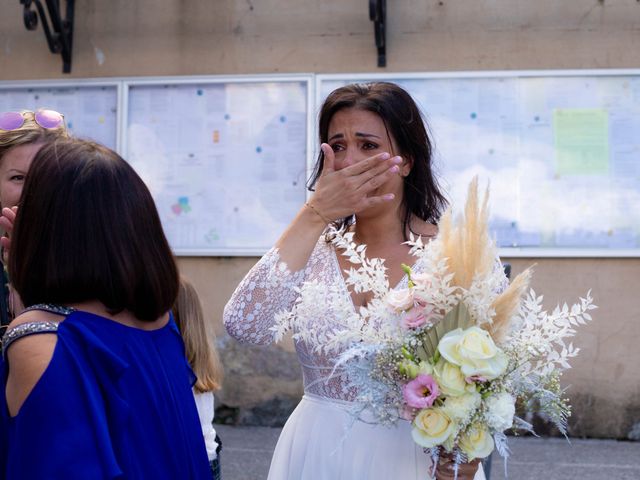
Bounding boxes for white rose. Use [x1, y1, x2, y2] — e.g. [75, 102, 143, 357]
[411, 407, 457, 449]
[458, 423, 495, 460]
[443, 391, 481, 422]
[485, 392, 515, 431]
[433, 358, 475, 397]
[438, 326, 508, 380]
[386, 288, 414, 311]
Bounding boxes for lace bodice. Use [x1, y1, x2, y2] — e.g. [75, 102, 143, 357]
[224, 238, 418, 402]
[223, 238, 509, 403]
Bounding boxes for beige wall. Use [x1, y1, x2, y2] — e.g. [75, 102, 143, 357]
[3, 0, 640, 77]
[2, 0, 639, 437]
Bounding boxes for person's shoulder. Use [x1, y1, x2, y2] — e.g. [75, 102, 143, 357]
[4, 309, 63, 416]
[5, 309, 65, 355]
[5, 308, 65, 362]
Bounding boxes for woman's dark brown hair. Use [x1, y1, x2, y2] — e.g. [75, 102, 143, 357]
[308, 82, 448, 238]
[9, 139, 178, 321]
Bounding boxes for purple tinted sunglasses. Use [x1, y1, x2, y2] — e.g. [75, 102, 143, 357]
[0, 110, 65, 131]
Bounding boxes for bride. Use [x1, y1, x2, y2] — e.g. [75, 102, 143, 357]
[224, 82, 487, 480]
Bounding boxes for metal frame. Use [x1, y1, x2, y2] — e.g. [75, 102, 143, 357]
[0, 77, 121, 150]
[120, 73, 315, 256]
[2, 69, 639, 257]
[316, 69, 640, 258]
[0, 74, 315, 257]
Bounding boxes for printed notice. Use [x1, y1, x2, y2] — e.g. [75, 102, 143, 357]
[127, 81, 308, 254]
[553, 109, 609, 175]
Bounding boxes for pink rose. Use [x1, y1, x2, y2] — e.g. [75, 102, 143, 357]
[387, 288, 415, 311]
[402, 308, 428, 329]
[401, 301, 436, 329]
[402, 374, 440, 409]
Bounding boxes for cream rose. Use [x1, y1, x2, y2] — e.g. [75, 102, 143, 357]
[458, 423, 495, 460]
[411, 407, 457, 449]
[485, 392, 515, 431]
[438, 326, 508, 380]
[443, 391, 481, 422]
[387, 288, 415, 311]
[433, 358, 476, 397]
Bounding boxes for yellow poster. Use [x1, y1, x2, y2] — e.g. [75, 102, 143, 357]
[553, 109, 609, 175]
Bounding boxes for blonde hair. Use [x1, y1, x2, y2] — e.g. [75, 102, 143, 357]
[0, 110, 69, 161]
[172, 276, 223, 393]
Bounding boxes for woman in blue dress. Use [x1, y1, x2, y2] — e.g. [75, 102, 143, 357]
[0, 139, 211, 479]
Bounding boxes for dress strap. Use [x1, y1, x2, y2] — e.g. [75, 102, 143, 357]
[2, 321, 59, 359]
[1, 304, 75, 359]
[21, 304, 76, 316]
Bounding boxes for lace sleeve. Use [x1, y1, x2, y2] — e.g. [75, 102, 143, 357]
[223, 247, 306, 345]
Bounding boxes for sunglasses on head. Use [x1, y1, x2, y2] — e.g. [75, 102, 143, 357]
[0, 110, 65, 131]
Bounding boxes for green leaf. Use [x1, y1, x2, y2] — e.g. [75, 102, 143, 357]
[418, 302, 474, 359]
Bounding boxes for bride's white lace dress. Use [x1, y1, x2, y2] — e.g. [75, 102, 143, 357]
[224, 238, 488, 480]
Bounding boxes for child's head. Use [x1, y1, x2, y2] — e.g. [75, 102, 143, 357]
[173, 275, 223, 392]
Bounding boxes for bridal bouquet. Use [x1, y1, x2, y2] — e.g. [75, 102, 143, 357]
[272, 178, 595, 478]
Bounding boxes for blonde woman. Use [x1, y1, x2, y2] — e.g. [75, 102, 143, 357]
[0, 110, 68, 326]
[173, 276, 224, 480]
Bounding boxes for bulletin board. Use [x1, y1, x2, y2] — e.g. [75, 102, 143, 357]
[2, 71, 638, 257]
[318, 71, 640, 257]
[0, 80, 119, 150]
[122, 76, 313, 255]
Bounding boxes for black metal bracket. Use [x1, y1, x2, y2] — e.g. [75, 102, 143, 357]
[369, 0, 386, 67]
[20, 0, 75, 73]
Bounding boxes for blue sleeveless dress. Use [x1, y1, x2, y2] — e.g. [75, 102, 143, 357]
[0, 306, 211, 479]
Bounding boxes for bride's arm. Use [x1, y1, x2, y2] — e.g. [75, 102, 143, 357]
[222, 245, 309, 345]
[223, 144, 401, 345]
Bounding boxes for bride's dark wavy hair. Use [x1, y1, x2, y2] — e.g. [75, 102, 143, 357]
[307, 82, 448, 239]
